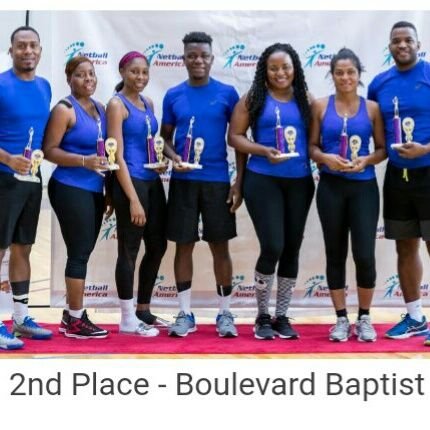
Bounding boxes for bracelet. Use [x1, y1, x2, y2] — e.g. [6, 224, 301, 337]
[82, 155, 85, 167]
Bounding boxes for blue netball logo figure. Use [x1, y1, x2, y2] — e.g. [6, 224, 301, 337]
[304, 275, 325, 298]
[382, 47, 393, 67]
[223, 44, 245, 68]
[144, 43, 164, 65]
[384, 275, 400, 298]
[304, 43, 326, 68]
[64, 41, 85, 63]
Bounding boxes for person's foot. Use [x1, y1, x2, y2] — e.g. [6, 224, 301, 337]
[0, 322, 24, 350]
[272, 315, 299, 339]
[329, 317, 351, 342]
[254, 313, 275, 340]
[58, 309, 69, 333]
[354, 315, 377, 342]
[65, 310, 108, 339]
[385, 314, 428, 339]
[13, 316, 53, 340]
[168, 311, 196, 337]
[216, 310, 238, 338]
[136, 309, 171, 328]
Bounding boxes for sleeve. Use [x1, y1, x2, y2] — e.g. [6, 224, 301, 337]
[226, 86, 240, 120]
[161, 89, 175, 126]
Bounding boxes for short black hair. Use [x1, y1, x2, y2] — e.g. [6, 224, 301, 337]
[182, 31, 212, 47]
[390, 21, 418, 38]
[10, 26, 40, 44]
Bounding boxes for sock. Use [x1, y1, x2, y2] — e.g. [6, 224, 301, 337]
[11, 281, 30, 324]
[275, 277, 296, 317]
[69, 309, 84, 319]
[358, 308, 369, 319]
[255, 271, 275, 316]
[216, 284, 233, 314]
[178, 289, 192, 314]
[336, 309, 348, 319]
[406, 299, 424, 322]
[119, 299, 139, 327]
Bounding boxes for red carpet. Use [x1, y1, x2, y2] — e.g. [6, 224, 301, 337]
[2, 323, 429, 355]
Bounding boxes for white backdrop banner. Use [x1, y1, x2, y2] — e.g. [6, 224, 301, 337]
[39, 10, 430, 309]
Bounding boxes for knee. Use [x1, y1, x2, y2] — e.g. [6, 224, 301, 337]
[355, 257, 376, 288]
[65, 255, 90, 279]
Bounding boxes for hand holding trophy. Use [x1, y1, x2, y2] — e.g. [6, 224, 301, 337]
[104, 137, 120, 171]
[177, 116, 204, 169]
[144, 136, 168, 169]
[391, 97, 415, 149]
[14, 126, 43, 183]
[273, 107, 299, 160]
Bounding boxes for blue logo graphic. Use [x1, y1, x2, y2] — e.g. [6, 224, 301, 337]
[100, 215, 117, 240]
[304, 44, 326, 68]
[383, 275, 400, 298]
[304, 275, 329, 298]
[144, 43, 165, 65]
[65, 41, 85, 63]
[223, 44, 246, 68]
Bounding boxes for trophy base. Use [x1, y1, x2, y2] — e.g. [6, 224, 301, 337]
[107, 163, 120, 171]
[14, 173, 40, 183]
[390, 143, 404, 149]
[179, 162, 203, 170]
[144, 162, 167, 169]
[276, 152, 299, 160]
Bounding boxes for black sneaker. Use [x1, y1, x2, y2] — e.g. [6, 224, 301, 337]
[254, 313, 275, 340]
[272, 316, 299, 339]
[136, 310, 171, 328]
[65, 310, 109, 339]
[58, 309, 69, 333]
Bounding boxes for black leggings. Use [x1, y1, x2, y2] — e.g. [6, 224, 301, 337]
[48, 178, 104, 279]
[113, 176, 167, 304]
[316, 173, 379, 290]
[243, 170, 315, 277]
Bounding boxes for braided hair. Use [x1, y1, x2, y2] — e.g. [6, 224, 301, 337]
[246, 43, 310, 133]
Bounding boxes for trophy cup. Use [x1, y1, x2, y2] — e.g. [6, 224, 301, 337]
[144, 136, 167, 169]
[96, 119, 106, 158]
[179, 116, 204, 169]
[391, 97, 404, 149]
[104, 137, 120, 171]
[402, 117, 415, 143]
[339, 114, 349, 159]
[14, 127, 43, 182]
[349, 135, 362, 161]
[283, 126, 299, 158]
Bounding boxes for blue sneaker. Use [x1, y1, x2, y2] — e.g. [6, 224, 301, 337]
[13, 316, 53, 340]
[168, 311, 196, 337]
[385, 314, 428, 339]
[0, 322, 24, 350]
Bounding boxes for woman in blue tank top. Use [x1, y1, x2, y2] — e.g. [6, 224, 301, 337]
[43, 56, 109, 339]
[309, 48, 386, 342]
[106, 52, 167, 337]
[229, 43, 315, 340]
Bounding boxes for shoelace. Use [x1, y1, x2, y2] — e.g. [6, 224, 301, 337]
[21, 316, 40, 328]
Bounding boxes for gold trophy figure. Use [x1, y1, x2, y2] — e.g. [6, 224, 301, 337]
[104, 137, 120, 171]
[144, 136, 167, 169]
[283, 126, 299, 158]
[193, 138, 205, 167]
[27, 150, 44, 183]
[349, 135, 362, 161]
[402, 117, 415, 143]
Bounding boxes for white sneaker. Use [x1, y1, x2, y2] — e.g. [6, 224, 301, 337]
[120, 319, 159, 337]
[329, 317, 351, 342]
[354, 315, 377, 342]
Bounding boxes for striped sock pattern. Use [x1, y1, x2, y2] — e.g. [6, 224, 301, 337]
[275, 277, 296, 317]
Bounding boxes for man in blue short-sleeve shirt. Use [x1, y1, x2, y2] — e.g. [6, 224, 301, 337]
[161, 31, 244, 339]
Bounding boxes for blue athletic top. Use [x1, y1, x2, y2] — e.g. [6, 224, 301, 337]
[116, 93, 158, 181]
[368, 60, 430, 169]
[248, 94, 311, 178]
[162, 78, 239, 182]
[0, 68, 51, 174]
[320, 95, 375, 181]
[52, 95, 106, 193]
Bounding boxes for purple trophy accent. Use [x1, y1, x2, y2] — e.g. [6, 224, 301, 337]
[339, 114, 348, 159]
[393, 97, 402, 144]
[183, 116, 195, 163]
[96, 119, 105, 157]
[146, 115, 156, 164]
[275, 106, 285, 153]
[23, 127, 34, 159]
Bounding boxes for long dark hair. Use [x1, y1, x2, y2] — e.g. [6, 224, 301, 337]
[246, 43, 310, 131]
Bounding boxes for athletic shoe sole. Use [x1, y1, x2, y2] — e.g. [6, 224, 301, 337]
[119, 329, 159, 337]
[253, 327, 275, 340]
[385, 329, 429, 339]
[329, 336, 350, 342]
[273, 330, 299, 339]
[0, 344, 24, 350]
[14, 332, 52, 340]
[424, 339, 430, 346]
[168, 327, 197, 337]
[216, 329, 238, 338]
[64, 333, 108, 339]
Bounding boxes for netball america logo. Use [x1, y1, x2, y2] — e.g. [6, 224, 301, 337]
[144, 43, 183, 67]
[303, 275, 330, 298]
[222, 44, 258, 69]
[64, 41, 109, 65]
[381, 47, 426, 67]
[303, 43, 334, 68]
[384, 274, 429, 298]
[99, 215, 117, 240]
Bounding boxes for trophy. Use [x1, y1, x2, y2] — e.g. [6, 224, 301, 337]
[104, 137, 120, 170]
[349, 135, 362, 161]
[391, 96, 408, 149]
[96, 119, 106, 158]
[273, 107, 298, 160]
[14, 127, 43, 183]
[339, 114, 349, 159]
[144, 136, 167, 169]
[179, 116, 204, 169]
[402, 117, 415, 143]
